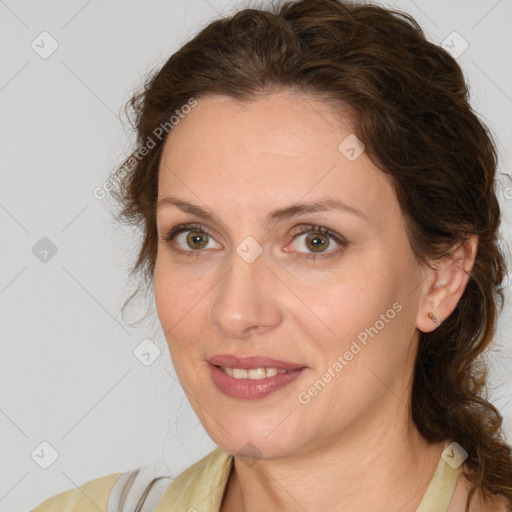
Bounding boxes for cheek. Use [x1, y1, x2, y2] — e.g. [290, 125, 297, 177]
[153, 259, 205, 345]
[311, 265, 390, 335]
[153, 261, 175, 330]
[310, 263, 410, 374]
[153, 266, 198, 384]
[301, 296, 413, 422]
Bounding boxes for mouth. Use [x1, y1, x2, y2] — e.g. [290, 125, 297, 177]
[207, 354, 307, 400]
[218, 366, 288, 379]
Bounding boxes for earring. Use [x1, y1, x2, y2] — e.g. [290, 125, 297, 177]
[428, 311, 439, 325]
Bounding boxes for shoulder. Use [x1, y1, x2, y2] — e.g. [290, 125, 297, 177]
[470, 491, 510, 512]
[472, 490, 510, 512]
[31, 449, 232, 512]
[30, 472, 123, 512]
[156, 447, 233, 511]
[448, 471, 510, 512]
[30, 450, 231, 512]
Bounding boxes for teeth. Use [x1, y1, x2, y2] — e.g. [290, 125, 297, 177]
[248, 368, 266, 379]
[220, 367, 288, 379]
[233, 368, 248, 379]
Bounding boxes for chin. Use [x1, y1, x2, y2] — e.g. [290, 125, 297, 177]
[205, 417, 304, 461]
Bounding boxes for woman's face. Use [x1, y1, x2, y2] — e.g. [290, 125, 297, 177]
[154, 90, 428, 459]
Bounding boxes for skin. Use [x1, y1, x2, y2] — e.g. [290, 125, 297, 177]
[153, 89, 485, 511]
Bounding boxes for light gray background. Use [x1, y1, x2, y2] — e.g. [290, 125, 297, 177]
[1, 1, 511, 511]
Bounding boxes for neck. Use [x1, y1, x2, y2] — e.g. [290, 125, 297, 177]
[221, 400, 445, 512]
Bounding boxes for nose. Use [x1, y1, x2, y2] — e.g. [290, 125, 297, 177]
[209, 247, 284, 339]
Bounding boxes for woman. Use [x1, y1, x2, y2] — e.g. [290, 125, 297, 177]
[31, 0, 512, 511]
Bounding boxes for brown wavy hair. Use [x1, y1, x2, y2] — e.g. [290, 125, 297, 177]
[111, 0, 512, 509]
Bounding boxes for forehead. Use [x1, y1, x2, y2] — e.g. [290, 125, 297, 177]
[157, 91, 398, 226]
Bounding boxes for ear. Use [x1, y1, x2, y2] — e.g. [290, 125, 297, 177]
[416, 234, 478, 333]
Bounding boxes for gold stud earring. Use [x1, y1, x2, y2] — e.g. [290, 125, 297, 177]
[428, 311, 438, 325]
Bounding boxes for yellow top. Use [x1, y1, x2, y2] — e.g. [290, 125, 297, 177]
[31, 441, 462, 512]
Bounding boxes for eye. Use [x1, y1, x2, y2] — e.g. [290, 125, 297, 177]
[287, 225, 348, 261]
[160, 223, 220, 258]
[160, 222, 348, 261]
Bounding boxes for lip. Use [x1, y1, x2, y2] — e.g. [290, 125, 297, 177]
[207, 354, 306, 371]
[207, 354, 308, 400]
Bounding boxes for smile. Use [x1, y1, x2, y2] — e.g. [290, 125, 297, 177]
[219, 366, 288, 379]
[206, 354, 307, 399]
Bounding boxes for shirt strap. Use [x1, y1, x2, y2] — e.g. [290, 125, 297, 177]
[107, 468, 173, 512]
[415, 441, 464, 512]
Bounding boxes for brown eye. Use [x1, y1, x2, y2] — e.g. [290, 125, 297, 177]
[161, 223, 222, 257]
[288, 225, 348, 261]
[304, 232, 330, 253]
[186, 230, 209, 250]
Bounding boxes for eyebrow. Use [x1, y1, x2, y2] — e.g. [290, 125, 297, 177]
[157, 196, 368, 225]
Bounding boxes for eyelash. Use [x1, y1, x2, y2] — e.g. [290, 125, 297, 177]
[160, 222, 348, 261]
